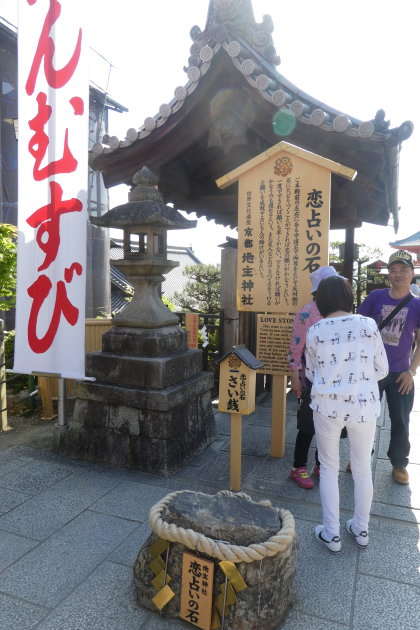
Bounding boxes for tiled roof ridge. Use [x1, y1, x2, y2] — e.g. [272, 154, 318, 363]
[390, 231, 420, 247]
[188, 0, 280, 67]
[91, 22, 413, 160]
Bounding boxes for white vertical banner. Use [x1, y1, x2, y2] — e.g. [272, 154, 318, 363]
[15, 0, 88, 378]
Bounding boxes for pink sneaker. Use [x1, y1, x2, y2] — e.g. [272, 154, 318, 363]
[290, 466, 314, 489]
[312, 465, 320, 477]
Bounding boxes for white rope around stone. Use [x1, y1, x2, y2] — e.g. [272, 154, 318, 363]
[148, 490, 296, 564]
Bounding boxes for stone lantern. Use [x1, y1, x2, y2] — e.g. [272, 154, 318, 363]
[91, 167, 194, 328]
[54, 168, 216, 473]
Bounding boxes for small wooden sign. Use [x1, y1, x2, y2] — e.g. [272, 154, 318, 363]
[180, 552, 215, 630]
[256, 314, 294, 375]
[218, 356, 256, 415]
[185, 313, 199, 348]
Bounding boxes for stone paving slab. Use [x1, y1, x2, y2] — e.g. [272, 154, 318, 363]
[179, 450, 263, 485]
[140, 473, 222, 496]
[0, 457, 33, 476]
[0, 449, 33, 464]
[0, 458, 74, 495]
[352, 574, 420, 630]
[140, 616, 187, 629]
[370, 500, 420, 527]
[0, 530, 39, 572]
[357, 527, 420, 587]
[373, 418, 420, 465]
[90, 480, 175, 522]
[280, 609, 349, 630]
[35, 561, 148, 630]
[0, 592, 47, 630]
[373, 459, 420, 508]
[178, 436, 229, 468]
[108, 522, 151, 566]
[0, 485, 29, 515]
[220, 423, 272, 456]
[0, 510, 138, 608]
[291, 519, 358, 626]
[0, 470, 121, 540]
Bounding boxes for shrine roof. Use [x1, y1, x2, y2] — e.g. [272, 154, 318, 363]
[390, 231, 420, 249]
[91, 33, 412, 169]
[91, 0, 413, 231]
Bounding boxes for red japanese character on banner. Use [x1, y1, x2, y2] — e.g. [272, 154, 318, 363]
[25, 0, 82, 96]
[28, 92, 78, 180]
[26, 181, 83, 272]
[69, 96, 84, 115]
[27, 262, 83, 353]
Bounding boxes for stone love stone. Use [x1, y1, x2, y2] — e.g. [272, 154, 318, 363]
[133, 490, 298, 630]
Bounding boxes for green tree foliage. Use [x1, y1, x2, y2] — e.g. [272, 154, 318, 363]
[0, 223, 17, 310]
[329, 241, 384, 306]
[174, 264, 221, 313]
[162, 295, 176, 312]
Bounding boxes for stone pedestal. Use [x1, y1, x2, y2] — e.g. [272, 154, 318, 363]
[134, 490, 297, 629]
[54, 326, 216, 474]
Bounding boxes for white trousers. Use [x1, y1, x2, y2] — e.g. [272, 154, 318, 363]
[313, 411, 377, 540]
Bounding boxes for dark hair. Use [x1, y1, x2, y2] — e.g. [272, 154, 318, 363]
[314, 275, 354, 317]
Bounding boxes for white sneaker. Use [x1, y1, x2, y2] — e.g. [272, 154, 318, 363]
[346, 519, 369, 549]
[314, 525, 341, 554]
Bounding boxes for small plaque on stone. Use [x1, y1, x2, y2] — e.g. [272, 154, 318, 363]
[180, 552, 214, 630]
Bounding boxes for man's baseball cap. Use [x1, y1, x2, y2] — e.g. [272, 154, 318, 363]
[388, 250, 414, 269]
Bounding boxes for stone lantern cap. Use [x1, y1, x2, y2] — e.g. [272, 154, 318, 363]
[91, 166, 197, 231]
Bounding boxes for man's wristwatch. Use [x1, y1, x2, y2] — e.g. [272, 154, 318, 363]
[408, 369, 416, 378]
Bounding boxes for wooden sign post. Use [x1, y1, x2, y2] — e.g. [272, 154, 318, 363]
[256, 314, 294, 457]
[216, 141, 356, 458]
[218, 346, 264, 490]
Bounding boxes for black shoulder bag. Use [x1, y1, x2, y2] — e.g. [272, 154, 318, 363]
[378, 293, 413, 331]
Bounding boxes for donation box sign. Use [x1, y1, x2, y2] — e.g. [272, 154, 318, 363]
[216, 142, 356, 315]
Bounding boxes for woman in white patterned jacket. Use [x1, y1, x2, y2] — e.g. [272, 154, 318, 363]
[305, 275, 388, 554]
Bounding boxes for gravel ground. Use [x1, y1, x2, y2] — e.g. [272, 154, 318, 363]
[0, 409, 56, 451]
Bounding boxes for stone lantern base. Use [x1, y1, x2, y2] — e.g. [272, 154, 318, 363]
[54, 326, 216, 474]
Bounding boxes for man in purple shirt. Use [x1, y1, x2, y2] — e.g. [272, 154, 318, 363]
[358, 250, 420, 484]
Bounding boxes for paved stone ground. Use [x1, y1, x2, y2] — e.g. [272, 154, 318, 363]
[0, 379, 418, 630]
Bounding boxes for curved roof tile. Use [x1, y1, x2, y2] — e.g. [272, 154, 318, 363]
[92, 29, 412, 159]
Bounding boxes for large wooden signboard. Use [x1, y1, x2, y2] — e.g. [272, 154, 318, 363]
[216, 142, 356, 315]
[256, 314, 294, 375]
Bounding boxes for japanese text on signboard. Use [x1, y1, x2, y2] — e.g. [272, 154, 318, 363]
[218, 355, 256, 416]
[180, 552, 214, 630]
[236, 152, 330, 313]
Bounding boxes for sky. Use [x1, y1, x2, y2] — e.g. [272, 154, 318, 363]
[2, 0, 419, 264]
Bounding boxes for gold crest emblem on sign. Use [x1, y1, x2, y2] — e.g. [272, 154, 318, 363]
[274, 156, 293, 177]
[228, 356, 242, 369]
